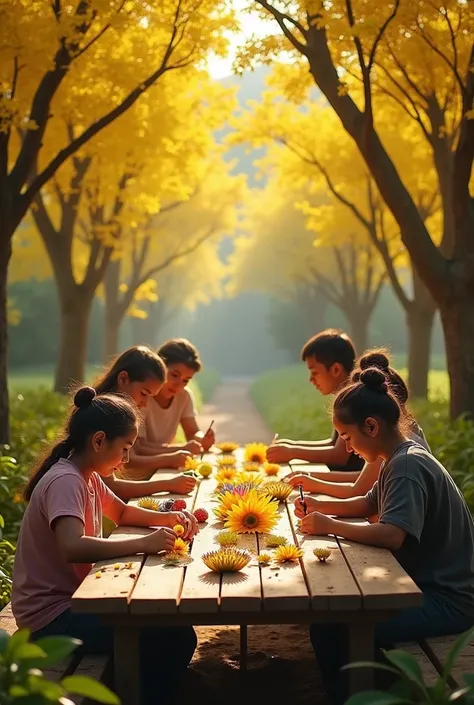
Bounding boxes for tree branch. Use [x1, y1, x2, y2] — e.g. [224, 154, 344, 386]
[254, 0, 308, 56]
[367, 0, 401, 74]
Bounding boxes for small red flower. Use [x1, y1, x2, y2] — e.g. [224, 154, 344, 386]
[172, 499, 187, 511]
[193, 507, 209, 523]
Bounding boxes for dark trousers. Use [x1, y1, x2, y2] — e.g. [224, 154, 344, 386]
[33, 609, 197, 705]
[310, 593, 474, 705]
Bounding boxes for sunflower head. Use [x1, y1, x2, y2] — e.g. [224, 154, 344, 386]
[216, 454, 237, 468]
[224, 490, 278, 534]
[263, 462, 280, 477]
[213, 491, 241, 522]
[242, 461, 261, 473]
[265, 534, 288, 548]
[234, 472, 263, 486]
[244, 443, 268, 464]
[173, 537, 189, 556]
[216, 530, 239, 547]
[216, 441, 239, 454]
[184, 457, 200, 471]
[257, 553, 272, 565]
[173, 524, 185, 537]
[274, 544, 303, 564]
[313, 547, 332, 562]
[260, 481, 293, 502]
[202, 548, 252, 573]
[216, 467, 237, 484]
[137, 497, 159, 511]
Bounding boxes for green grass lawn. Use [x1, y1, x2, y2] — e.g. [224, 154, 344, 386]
[251, 363, 450, 441]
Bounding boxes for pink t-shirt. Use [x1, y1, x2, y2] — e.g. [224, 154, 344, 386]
[12, 459, 118, 633]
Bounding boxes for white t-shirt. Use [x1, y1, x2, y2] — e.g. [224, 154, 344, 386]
[138, 387, 196, 447]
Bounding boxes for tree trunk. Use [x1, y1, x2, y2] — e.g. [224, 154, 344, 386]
[0, 238, 11, 443]
[440, 296, 474, 420]
[406, 306, 435, 400]
[54, 293, 93, 393]
[346, 309, 369, 355]
[103, 259, 122, 360]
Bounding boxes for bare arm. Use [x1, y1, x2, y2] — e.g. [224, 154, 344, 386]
[327, 518, 406, 550]
[296, 495, 372, 518]
[104, 473, 196, 500]
[268, 435, 351, 466]
[278, 437, 334, 447]
[288, 460, 381, 499]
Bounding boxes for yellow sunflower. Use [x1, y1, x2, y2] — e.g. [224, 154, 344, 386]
[242, 461, 261, 473]
[213, 491, 242, 522]
[244, 442, 268, 464]
[216, 454, 237, 468]
[224, 490, 278, 534]
[216, 441, 239, 454]
[234, 471, 263, 486]
[215, 467, 237, 484]
[184, 457, 200, 471]
[263, 462, 280, 477]
[137, 497, 159, 511]
[216, 530, 239, 547]
[261, 481, 293, 502]
[314, 548, 331, 562]
[274, 544, 303, 564]
[202, 548, 251, 573]
[172, 537, 189, 557]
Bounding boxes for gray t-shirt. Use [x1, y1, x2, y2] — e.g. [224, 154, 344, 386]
[366, 440, 474, 616]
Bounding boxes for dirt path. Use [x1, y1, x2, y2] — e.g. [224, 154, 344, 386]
[183, 379, 324, 705]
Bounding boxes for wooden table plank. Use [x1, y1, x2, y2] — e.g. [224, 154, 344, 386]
[337, 531, 422, 610]
[178, 478, 222, 613]
[286, 504, 362, 611]
[261, 503, 310, 612]
[220, 533, 262, 612]
[129, 482, 202, 614]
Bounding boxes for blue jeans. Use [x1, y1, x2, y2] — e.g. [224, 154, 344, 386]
[310, 592, 474, 705]
[32, 610, 197, 705]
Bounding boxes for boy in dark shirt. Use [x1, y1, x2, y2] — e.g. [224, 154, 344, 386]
[267, 329, 364, 471]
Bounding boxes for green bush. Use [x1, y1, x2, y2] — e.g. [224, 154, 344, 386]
[251, 365, 474, 513]
[196, 368, 221, 403]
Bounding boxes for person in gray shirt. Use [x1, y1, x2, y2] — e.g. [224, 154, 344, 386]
[294, 366, 474, 705]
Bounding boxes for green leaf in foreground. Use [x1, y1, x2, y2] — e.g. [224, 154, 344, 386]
[61, 676, 119, 705]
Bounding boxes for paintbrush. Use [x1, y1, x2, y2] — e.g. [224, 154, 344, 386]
[298, 483, 307, 516]
[271, 432, 279, 445]
[200, 419, 215, 460]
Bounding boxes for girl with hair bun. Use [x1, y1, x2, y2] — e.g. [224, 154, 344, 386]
[13, 387, 197, 705]
[92, 346, 197, 496]
[286, 348, 429, 500]
[295, 368, 474, 705]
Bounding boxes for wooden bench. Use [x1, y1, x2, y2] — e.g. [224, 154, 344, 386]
[0, 602, 111, 704]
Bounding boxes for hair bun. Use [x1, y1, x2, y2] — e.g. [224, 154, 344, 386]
[360, 350, 390, 371]
[74, 386, 96, 409]
[360, 367, 387, 393]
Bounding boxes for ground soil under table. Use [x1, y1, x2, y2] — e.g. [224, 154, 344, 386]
[183, 380, 325, 705]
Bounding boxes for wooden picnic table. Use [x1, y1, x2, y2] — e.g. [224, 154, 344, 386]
[71, 454, 421, 705]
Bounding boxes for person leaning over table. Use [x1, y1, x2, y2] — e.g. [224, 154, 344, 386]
[285, 348, 430, 502]
[92, 345, 197, 496]
[266, 328, 365, 471]
[294, 367, 474, 705]
[125, 338, 216, 480]
[12, 386, 198, 705]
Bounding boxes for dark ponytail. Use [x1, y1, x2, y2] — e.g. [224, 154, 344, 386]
[94, 346, 166, 395]
[24, 386, 138, 501]
[334, 367, 403, 430]
[353, 348, 409, 405]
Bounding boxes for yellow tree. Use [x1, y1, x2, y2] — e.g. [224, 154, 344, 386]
[233, 97, 439, 396]
[29, 71, 233, 391]
[103, 157, 244, 358]
[231, 178, 385, 353]
[0, 0, 234, 438]
[246, 0, 474, 419]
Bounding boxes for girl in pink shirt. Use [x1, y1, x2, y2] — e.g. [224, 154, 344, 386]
[12, 386, 197, 705]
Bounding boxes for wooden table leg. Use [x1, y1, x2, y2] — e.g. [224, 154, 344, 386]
[348, 620, 374, 694]
[114, 626, 140, 705]
[240, 624, 248, 671]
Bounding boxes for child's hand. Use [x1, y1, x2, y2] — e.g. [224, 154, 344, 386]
[294, 495, 320, 518]
[285, 473, 317, 491]
[167, 510, 198, 539]
[184, 439, 204, 455]
[202, 427, 215, 451]
[299, 511, 334, 536]
[142, 527, 176, 554]
[168, 450, 192, 468]
[166, 474, 197, 494]
[266, 443, 295, 463]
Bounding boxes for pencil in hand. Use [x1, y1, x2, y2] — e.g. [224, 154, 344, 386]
[298, 484, 307, 515]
